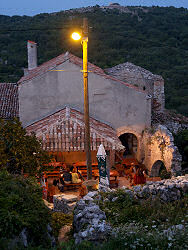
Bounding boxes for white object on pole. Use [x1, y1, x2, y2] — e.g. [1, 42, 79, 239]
[97, 144, 109, 190]
[97, 144, 106, 161]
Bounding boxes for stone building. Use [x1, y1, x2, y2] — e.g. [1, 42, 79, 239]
[105, 62, 165, 114]
[1, 40, 186, 176]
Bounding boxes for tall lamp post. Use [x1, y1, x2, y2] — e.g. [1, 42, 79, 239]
[71, 18, 92, 180]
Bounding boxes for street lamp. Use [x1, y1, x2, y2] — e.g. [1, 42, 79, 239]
[71, 18, 92, 180]
[71, 32, 81, 41]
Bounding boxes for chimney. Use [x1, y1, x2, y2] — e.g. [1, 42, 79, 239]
[27, 40, 37, 70]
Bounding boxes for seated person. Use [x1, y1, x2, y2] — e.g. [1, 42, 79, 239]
[60, 166, 72, 184]
[70, 166, 82, 184]
[72, 163, 85, 181]
[58, 166, 72, 192]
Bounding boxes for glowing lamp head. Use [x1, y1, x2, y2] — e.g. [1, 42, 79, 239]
[71, 32, 81, 41]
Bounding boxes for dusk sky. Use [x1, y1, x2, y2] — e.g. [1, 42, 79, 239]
[1, 0, 188, 16]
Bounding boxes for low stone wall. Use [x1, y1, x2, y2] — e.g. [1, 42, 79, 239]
[130, 175, 188, 202]
[73, 192, 112, 244]
[73, 176, 188, 243]
[53, 194, 78, 213]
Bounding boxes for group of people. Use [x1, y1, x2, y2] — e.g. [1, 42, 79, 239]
[53, 165, 83, 192]
[125, 163, 148, 186]
[52, 161, 148, 192]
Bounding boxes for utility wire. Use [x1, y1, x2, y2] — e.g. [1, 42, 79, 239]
[0, 27, 68, 32]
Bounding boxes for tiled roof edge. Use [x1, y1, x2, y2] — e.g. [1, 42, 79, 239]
[18, 52, 144, 93]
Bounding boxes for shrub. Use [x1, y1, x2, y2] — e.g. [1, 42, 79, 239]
[0, 170, 51, 248]
[97, 190, 188, 227]
[174, 129, 188, 171]
[51, 212, 73, 239]
[0, 118, 51, 175]
[159, 169, 171, 179]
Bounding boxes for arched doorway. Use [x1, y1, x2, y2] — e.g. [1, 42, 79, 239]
[150, 160, 166, 177]
[119, 133, 138, 158]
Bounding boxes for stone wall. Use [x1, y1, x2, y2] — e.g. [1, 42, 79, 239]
[143, 125, 182, 176]
[73, 175, 188, 243]
[105, 62, 165, 113]
[131, 175, 188, 202]
[152, 110, 188, 134]
[73, 192, 112, 244]
[153, 81, 165, 113]
[53, 194, 78, 213]
[116, 126, 144, 162]
[116, 122, 182, 176]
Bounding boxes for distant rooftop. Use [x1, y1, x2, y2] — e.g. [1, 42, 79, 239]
[105, 62, 163, 82]
[0, 83, 19, 119]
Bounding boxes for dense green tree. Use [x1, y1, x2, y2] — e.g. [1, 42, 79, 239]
[0, 118, 51, 175]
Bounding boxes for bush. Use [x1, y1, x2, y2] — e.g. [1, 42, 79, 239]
[0, 118, 51, 175]
[97, 190, 188, 227]
[0, 170, 51, 248]
[174, 129, 188, 171]
[159, 169, 171, 179]
[51, 212, 73, 239]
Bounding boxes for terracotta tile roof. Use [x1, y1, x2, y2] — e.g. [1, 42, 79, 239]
[18, 52, 144, 93]
[26, 107, 124, 152]
[0, 83, 19, 119]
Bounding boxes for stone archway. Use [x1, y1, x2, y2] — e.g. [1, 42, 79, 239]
[117, 127, 143, 162]
[119, 133, 138, 158]
[150, 160, 166, 177]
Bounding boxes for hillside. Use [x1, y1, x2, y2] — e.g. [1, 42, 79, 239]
[0, 5, 188, 116]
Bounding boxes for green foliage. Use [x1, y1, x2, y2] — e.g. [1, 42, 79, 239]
[159, 168, 172, 179]
[0, 6, 188, 116]
[0, 118, 51, 175]
[58, 194, 188, 249]
[51, 212, 73, 239]
[59, 240, 96, 250]
[0, 170, 50, 247]
[96, 190, 188, 227]
[59, 229, 188, 250]
[174, 129, 188, 173]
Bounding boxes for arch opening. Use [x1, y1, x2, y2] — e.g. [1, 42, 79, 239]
[119, 133, 138, 158]
[150, 160, 167, 177]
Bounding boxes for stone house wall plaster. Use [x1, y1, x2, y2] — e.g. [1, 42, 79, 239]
[19, 60, 151, 138]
